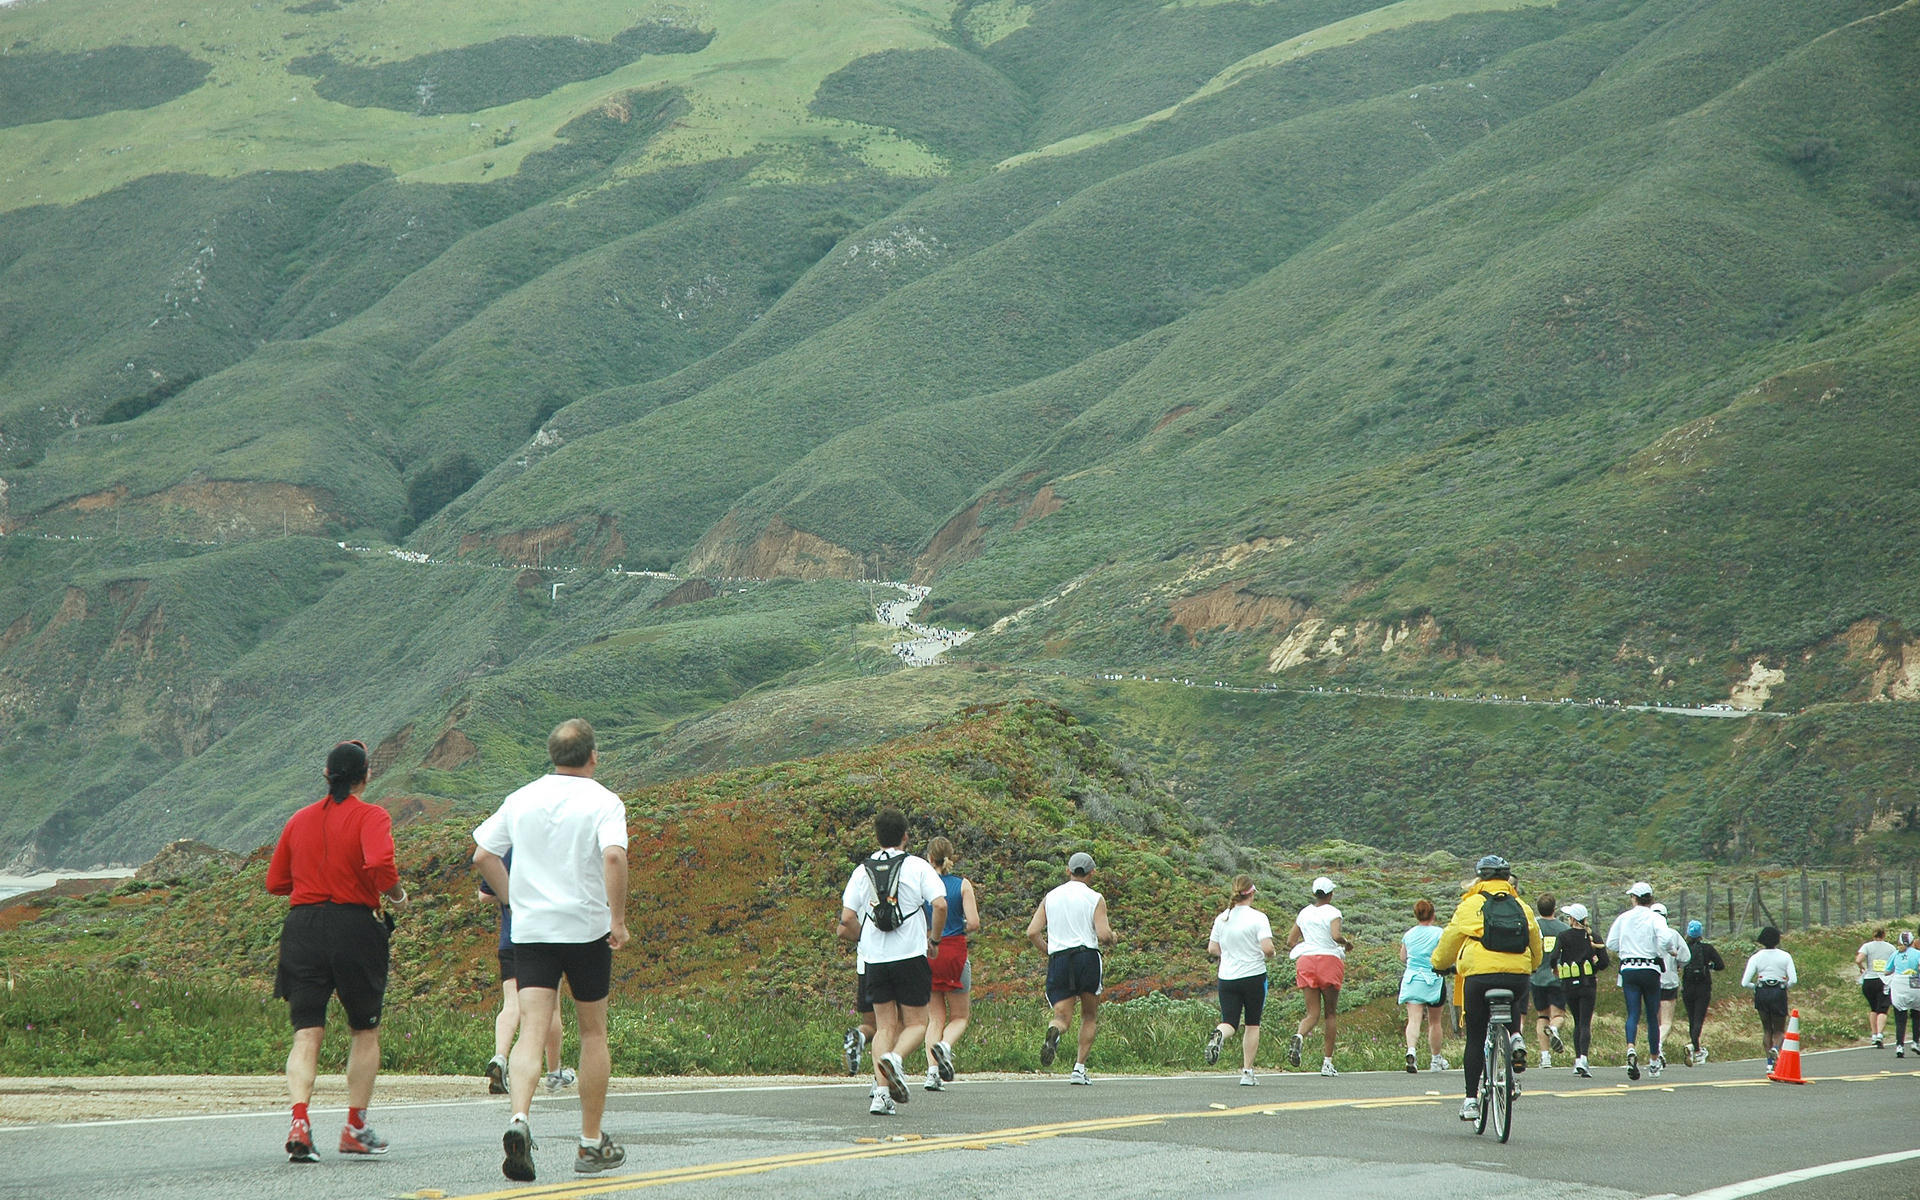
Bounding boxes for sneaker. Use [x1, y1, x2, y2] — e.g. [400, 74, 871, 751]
[1404, 1050, 1418, 1074]
[878, 1053, 910, 1104]
[1648, 1054, 1664, 1078]
[1069, 1064, 1092, 1085]
[1510, 1033, 1527, 1073]
[1320, 1058, 1338, 1077]
[1539, 1051, 1552, 1071]
[1874, 1033, 1885, 1048]
[1240, 1069, 1258, 1086]
[1429, 1054, 1450, 1072]
[543, 1067, 577, 1092]
[339, 1123, 388, 1155]
[1899, 1045, 1908, 1059]
[285, 1117, 318, 1164]
[1698, 1046, 1710, 1064]
[1288, 1033, 1303, 1068]
[486, 1054, 509, 1095]
[575, 1133, 625, 1175]
[1207, 1028, 1226, 1066]
[1459, 1097, 1479, 1122]
[1041, 1025, 1062, 1067]
[869, 1087, 896, 1116]
[924, 1068, 944, 1092]
[930, 1039, 955, 1082]
[1766, 1047, 1778, 1070]
[1549, 1026, 1565, 1055]
[844, 1028, 864, 1076]
[1574, 1057, 1592, 1078]
[502, 1117, 536, 1183]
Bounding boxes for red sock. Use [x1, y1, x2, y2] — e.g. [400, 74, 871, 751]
[347, 1107, 366, 1130]
[292, 1102, 309, 1125]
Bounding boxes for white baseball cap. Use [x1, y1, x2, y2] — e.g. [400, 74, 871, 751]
[1562, 903, 1589, 922]
[1651, 902, 1668, 916]
[1627, 881, 1653, 898]
[1312, 876, 1336, 894]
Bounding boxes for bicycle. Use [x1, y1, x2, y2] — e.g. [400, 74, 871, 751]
[1475, 987, 1519, 1142]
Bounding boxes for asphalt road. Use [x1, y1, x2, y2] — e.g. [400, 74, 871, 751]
[3, 1048, 1915, 1200]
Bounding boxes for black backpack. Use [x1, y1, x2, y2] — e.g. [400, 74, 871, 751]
[1683, 940, 1714, 982]
[1479, 891, 1530, 954]
[862, 852, 908, 932]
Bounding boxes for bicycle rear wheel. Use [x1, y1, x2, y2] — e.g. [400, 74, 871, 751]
[1474, 1030, 1492, 1136]
[1490, 1023, 1514, 1143]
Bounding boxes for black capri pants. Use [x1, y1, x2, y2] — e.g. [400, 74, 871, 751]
[1218, 975, 1268, 1027]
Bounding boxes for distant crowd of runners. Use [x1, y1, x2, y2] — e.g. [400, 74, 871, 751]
[262, 722, 1918, 1179]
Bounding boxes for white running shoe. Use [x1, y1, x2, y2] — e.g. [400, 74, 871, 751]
[1549, 1026, 1565, 1055]
[1459, 1097, 1479, 1122]
[1574, 1056, 1591, 1077]
[869, 1087, 896, 1116]
[1320, 1058, 1339, 1077]
[923, 1068, 944, 1091]
[1648, 1054, 1665, 1078]
[1288, 1033, 1303, 1067]
[930, 1039, 955, 1082]
[1540, 1051, 1552, 1070]
[1404, 1050, 1418, 1074]
[1626, 1046, 1640, 1081]
[1429, 1054, 1450, 1072]
[1240, 1069, 1258, 1086]
[1069, 1064, 1092, 1086]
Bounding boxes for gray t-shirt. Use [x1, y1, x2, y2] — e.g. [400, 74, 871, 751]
[1532, 917, 1569, 987]
[1860, 940, 1897, 981]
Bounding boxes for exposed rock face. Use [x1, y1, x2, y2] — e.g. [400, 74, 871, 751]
[424, 727, 477, 769]
[135, 838, 244, 883]
[459, 516, 624, 567]
[48, 481, 335, 540]
[687, 512, 877, 580]
[1728, 660, 1787, 711]
[913, 485, 1063, 581]
[1266, 614, 1447, 672]
[1167, 584, 1307, 639]
[653, 578, 717, 610]
[1838, 619, 1920, 701]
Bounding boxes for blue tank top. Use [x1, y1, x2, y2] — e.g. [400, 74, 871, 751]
[923, 874, 967, 938]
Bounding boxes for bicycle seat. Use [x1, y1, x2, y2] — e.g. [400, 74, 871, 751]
[1483, 989, 1514, 1003]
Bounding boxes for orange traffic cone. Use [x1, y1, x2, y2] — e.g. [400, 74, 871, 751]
[1768, 1009, 1806, 1084]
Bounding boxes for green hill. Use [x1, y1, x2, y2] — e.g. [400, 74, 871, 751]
[0, 0, 1916, 869]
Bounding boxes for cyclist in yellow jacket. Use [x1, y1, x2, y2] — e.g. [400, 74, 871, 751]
[1431, 856, 1542, 1123]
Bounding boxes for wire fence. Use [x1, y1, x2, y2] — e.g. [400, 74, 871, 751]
[1576, 869, 1920, 937]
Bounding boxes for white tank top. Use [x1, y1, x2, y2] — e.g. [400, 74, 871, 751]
[1044, 879, 1101, 954]
[1290, 902, 1344, 960]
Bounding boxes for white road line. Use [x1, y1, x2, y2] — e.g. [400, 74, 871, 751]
[1678, 1148, 1920, 1199]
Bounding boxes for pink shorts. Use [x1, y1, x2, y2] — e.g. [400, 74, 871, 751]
[1295, 954, 1345, 991]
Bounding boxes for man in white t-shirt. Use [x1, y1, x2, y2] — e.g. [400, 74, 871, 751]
[836, 809, 946, 1115]
[1026, 852, 1117, 1085]
[473, 719, 630, 1182]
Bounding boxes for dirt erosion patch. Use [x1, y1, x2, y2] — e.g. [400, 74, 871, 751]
[652, 578, 717, 610]
[51, 481, 336, 540]
[686, 513, 877, 580]
[424, 728, 477, 769]
[1166, 584, 1306, 640]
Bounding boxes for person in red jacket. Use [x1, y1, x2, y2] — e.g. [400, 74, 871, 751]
[266, 739, 407, 1164]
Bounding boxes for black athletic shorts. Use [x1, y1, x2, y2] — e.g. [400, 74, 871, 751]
[864, 955, 933, 1008]
[855, 967, 873, 1014]
[1863, 978, 1891, 1013]
[513, 936, 613, 1004]
[498, 946, 516, 983]
[1046, 947, 1104, 1006]
[1218, 974, 1268, 1027]
[1659, 985, 1679, 1001]
[1531, 983, 1566, 1013]
[275, 903, 390, 1031]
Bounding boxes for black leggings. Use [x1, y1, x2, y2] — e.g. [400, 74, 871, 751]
[1563, 986, 1596, 1056]
[1682, 980, 1712, 1050]
[1896, 1007, 1913, 1045]
[1463, 973, 1532, 1099]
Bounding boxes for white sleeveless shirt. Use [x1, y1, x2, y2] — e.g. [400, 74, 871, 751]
[1044, 879, 1102, 953]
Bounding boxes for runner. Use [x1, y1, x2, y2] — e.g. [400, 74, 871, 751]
[1652, 902, 1680, 1056]
[1286, 877, 1353, 1077]
[472, 719, 631, 1181]
[1398, 899, 1448, 1074]
[1740, 926, 1797, 1072]
[1530, 894, 1568, 1069]
[836, 809, 946, 1114]
[1855, 928, 1896, 1048]
[480, 851, 570, 1096]
[842, 950, 874, 1077]
[921, 836, 980, 1092]
[1206, 874, 1275, 1085]
[1679, 919, 1725, 1065]
[1430, 855, 1541, 1123]
[1552, 903, 1608, 1077]
[1026, 851, 1117, 1085]
[1887, 932, 1920, 1057]
[1604, 881, 1688, 1079]
[266, 739, 407, 1163]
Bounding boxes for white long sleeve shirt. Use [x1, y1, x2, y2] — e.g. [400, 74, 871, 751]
[1605, 905, 1690, 969]
[1741, 948, 1797, 987]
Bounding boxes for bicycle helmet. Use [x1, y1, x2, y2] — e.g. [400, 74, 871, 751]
[1475, 854, 1511, 879]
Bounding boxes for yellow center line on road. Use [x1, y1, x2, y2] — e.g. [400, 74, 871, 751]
[453, 1069, 1920, 1198]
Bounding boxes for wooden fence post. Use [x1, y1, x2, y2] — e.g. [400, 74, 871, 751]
[1678, 889, 1689, 931]
[1841, 873, 1849, 924]
[1801, 868, 1810, 929]
[1784, 879, 1792, 932]
[1728, 885, 1736, 932]
[1705, 876, 1715, 937]
[1821, 879, 1830, 925]
[1877, 871, 1885, 920]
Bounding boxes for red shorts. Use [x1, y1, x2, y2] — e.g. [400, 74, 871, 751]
[929, 935, 969, 992]
[1295, 954, 1345, 991]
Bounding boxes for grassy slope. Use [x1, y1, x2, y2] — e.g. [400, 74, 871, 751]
[1, 704, 1904, 1075]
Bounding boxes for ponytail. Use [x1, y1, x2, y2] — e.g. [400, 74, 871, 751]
[1229, 874, 1256, 906]
[323, 740, 369, 804]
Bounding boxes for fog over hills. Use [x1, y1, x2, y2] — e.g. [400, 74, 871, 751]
[0, 0, 1915, 869]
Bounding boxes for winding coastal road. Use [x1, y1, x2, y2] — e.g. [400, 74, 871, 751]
[2, 1048, 1912, 1200]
